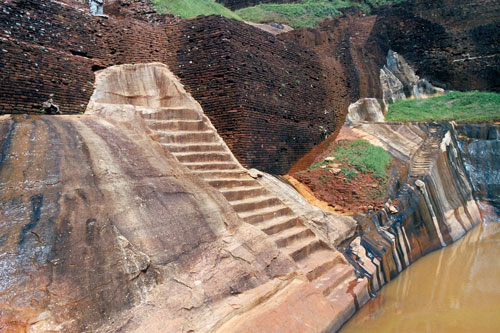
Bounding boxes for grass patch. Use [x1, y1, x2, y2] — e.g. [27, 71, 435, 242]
[152, 0, 241, 20]
[386, 91, 500, 123]
[236, 0, 405, 28]
[151, 0, 406, 28]
[307, 139, 392, 179]
[236, 1, 356, 28]
[333, 139, 392, 179]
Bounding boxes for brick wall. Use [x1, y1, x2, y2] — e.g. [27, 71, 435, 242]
[0, 0, 336, 174]
[171, 16, 336, 174]
[375, 1, 500, 91]
[2, 0, 497, 174]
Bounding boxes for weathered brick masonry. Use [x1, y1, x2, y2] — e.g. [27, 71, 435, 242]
[0, 0, 335, 174]
[172, 16, 336, 174]
[376, 0, 500, 91]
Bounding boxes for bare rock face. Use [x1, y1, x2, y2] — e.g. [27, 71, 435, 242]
[0, 64, 295, 331]
[380, 50, 445, 106]
[346, 98, 385, 124]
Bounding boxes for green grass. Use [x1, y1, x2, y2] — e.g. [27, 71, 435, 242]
[333, 139, 392, 179]
[236, 1, 357, 28]
[152, 0, 241, 20]
[151, 0, 406, 28]
[307, 139, 392, 179]
[385, 91, 500, 123]
[236, 0, 405, 28]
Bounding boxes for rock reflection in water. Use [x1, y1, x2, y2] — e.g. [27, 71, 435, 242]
[341, 222, 500, 332]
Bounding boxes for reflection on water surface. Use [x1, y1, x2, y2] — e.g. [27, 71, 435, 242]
[341, 222, 500, 333]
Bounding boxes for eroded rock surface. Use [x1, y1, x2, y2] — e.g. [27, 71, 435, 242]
[380, 50, 444, 106]
[346, 98, 385, 124]
[0, 63, 377, 332]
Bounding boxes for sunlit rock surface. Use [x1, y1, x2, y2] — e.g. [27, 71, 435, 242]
[335, 122, 482, 291]
[0, 65, 297, 331]
[346, 98, 385, 124]
[0, 63, 377, 332]
[380, 50, 445, 106]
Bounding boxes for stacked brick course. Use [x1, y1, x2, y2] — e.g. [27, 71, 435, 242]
[1, 0, 498, 174]
[0, 0, 334, 174]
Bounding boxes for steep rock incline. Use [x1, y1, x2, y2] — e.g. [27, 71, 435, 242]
[336, 123, 482, 286]
[86, 63, 370, 331]
[456, 124, 500, 219]
[0, 111, 294, 331]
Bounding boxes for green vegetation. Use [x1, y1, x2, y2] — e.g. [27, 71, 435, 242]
[307, 139, 392, 179]
[151, 0, 406, 28]
[236, 0, 404, 28]
[236, 1, 354, 28]
[152, 0, 241, 20]
[341, 167, 357, 179]
[386, 91, 500, 123]
[332, 139, 392, 179]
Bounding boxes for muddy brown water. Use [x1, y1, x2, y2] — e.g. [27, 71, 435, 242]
[341, 221, 500, 332]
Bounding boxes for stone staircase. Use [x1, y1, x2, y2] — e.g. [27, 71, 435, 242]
[409, 125, 442, 177]
[141, 106, 357, 300]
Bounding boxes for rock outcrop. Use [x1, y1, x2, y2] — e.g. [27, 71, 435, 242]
[333, 122, 483, 289]
[0, 63, 374, 332]
[346, 98, 385, 124]
[456, 124, 500, 220]
[380, 50, 444, 106]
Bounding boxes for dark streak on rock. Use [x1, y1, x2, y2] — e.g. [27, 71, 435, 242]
[18, 194, 43, 247]
[0, 119, 16, 170]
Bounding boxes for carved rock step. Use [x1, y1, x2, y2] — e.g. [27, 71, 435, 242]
[195, 170, 249, 181]
[155, 130, 219, 144]
[182, 161, 240, 171]
[284, 236, 323, 262]
[219, 186, 266, 201]
[161, 143, 227, 153]
[270, 225, 315, 248]
[229, 195, 283, 214]
[146, 119, 207, 131]
[173, 151, 234, 163]
[239, 205, 294, 225]
[312, 263, 356, 297]
[205, 178, 258, 189]
[257, 215, 301, 235]
[297, 249, 346, 281]
[142, 107, 202, 121]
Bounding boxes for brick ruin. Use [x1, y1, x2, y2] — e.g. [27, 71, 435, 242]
[1, 0, 499, 174]
[0, 0, 337, 174]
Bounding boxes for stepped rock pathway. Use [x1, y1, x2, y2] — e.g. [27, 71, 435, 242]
[410, 124, 442, 177]
[141, 105, 361, 306]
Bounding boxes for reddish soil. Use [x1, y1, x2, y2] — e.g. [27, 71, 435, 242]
[291, 166, 387, 215]
[290, 135, 392, 215]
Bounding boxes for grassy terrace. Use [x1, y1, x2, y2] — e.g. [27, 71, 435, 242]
[308, 139, 392, 180]
[152, 0, 405, 28]
[152, 0, 242, 19]
[236, 1, 358, 28]
[386, 91, 500, 123]
[236, 0, 405, 28]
